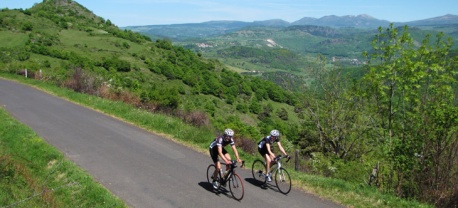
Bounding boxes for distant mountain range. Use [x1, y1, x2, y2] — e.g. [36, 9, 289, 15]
[290, 14, 458, 27]
[123, 14, 458, 40]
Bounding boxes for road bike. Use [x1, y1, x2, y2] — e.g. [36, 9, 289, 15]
[206, 160, 245, 200]
[251, 155, 292, 194]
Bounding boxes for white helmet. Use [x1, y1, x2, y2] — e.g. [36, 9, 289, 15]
[270, 129, 280, 137]
[224, 128, 234, 137]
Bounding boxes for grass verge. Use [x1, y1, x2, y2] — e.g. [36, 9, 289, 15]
[0, 73, 433, 208]
[0, 107, 126, 207]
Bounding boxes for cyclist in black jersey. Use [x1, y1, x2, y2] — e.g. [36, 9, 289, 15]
[257, 129, 288, 182]
[209, 128, 242, 189]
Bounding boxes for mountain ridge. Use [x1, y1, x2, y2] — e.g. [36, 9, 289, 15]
[125, 14, 458, 28]
[123, 14, 458, 40]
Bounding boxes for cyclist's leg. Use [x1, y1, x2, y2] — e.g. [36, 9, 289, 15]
[215, 161, 222, 178]
[222, 148, 231, 171]
[210, 148, 220, 179]
[258, 146, 269, 175]
[264, 153, 272, 174]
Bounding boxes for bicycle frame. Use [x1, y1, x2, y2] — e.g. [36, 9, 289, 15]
[251, 155, 292, 194]
[207, 160, 245, 200]
[270, 160, 281, 174]
[220, 160, 245, 185]
[269, 155, 288, 175]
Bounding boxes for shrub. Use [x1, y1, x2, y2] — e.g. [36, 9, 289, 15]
[176, 110, 209, 127]
[235, 136, 257, 155]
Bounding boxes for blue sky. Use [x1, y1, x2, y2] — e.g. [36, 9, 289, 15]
[1, 0, 457, 27]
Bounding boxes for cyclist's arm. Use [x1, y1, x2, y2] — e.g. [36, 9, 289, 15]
[218, 146, 230, 164]
[266, 143, 275, 159]
[231, 145, 242, 163]
[277, 141, 288, 156]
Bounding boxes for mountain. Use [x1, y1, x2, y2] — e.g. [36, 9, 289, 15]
[126, 20, 252, 40]
[251, 19, 290, 27]
[291, 14, 390, 28]
[405, 14, 458, 26]
[123, 14, 458, 41]
[125, 19, 290, 40]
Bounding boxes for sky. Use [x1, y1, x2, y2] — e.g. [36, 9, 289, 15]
[1, 0, 457, 27]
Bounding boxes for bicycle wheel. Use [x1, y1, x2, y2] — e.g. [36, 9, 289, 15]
[251, 159, 267, 185]
[206, 164, 222, 189]
[275, 167, 291, 194]
[228, 173, 244, 200]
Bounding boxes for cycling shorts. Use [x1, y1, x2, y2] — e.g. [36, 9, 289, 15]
[209, 146, 228, 163]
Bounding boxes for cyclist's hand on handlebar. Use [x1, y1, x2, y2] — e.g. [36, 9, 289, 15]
[236, 158, 242, 163]
[285, 154, 291, 162]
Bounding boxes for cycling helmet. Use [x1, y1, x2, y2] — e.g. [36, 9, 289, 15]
[224, 128, 234, 137]
[270, 129, 280, 137]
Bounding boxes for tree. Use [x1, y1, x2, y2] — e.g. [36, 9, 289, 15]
[103, 56, 131, 72]
[276, 108, 289, 120]
[21, 22, 33, 31]
[249, 99, 261, 114]
[362, 24, 458, 204]
[301, 54, 376, 161]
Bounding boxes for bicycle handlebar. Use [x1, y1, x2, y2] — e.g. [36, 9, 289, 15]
[230, 160, 245, 168]
[275, 155, 291, 163]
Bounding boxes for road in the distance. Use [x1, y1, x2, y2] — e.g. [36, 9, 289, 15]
[0, 78, 343, 208]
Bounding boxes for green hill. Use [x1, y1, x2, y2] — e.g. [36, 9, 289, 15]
[163, 23, 457, 93]
[0, 0, 302, 143]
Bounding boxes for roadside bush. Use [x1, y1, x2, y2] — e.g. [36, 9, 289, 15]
[176, 110, 209, 127]
[235, 136, 257, 155]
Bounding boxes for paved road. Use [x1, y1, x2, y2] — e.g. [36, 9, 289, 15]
[0, 78, 343, 208]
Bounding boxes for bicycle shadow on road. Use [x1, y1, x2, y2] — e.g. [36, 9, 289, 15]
[198, 181, 215, 192]
[244, 178, 282, 194]
[198, 182, 238, 200]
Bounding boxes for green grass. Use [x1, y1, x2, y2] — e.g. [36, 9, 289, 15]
[0, 31, 29, 48]
[0, 106, 126, 207]
[0, 73, 434, 208]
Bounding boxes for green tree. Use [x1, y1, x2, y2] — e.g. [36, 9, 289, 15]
[21, 22, 33, 31]
[103, 56, 131, 72]
[301, 55, 375, 161]
[276, 108, 289, 121]
[249, 99, 261, 114]
[236, 103, 249, 113]
[362, 24, 458, 203]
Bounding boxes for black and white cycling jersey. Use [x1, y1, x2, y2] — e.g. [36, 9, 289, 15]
[258, 135, 280, 149]
[209, 136, 234, 149]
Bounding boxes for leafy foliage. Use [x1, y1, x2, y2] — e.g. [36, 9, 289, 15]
[362, 24, 458, 205]
[217, 46, 304, 71]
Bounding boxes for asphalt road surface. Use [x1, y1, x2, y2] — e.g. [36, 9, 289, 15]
[0, 78, 344, 208]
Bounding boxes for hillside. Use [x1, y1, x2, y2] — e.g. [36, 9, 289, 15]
[0, 0, 302, 142]
[123, 14, 458, 92]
